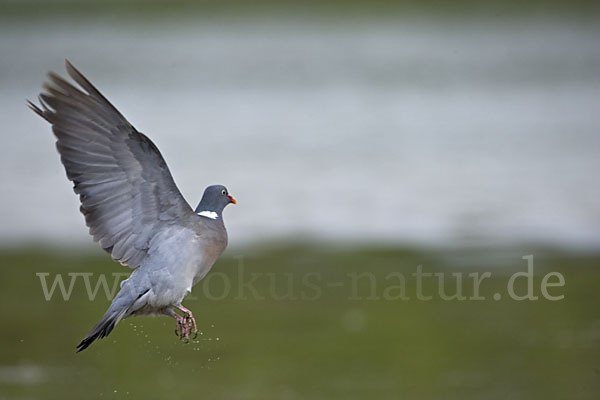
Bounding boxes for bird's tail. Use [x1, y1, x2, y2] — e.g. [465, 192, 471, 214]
[76, 307, 127, 352]
[76, 287, 149, 352]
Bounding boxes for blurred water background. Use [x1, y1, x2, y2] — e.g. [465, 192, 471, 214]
[1, 1, 600, 399]
[1, 3, 599, 250]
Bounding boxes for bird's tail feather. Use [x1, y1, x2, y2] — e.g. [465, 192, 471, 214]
[76, 308, 127, 352]
[76, 288, 149, 352]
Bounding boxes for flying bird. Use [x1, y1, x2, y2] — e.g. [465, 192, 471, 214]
[28, 60, 236, 352]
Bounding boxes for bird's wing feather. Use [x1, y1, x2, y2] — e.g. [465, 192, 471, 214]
[28, 60, 194, 268]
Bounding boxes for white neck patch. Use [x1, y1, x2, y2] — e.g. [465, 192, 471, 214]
[197, 210, 218, 220]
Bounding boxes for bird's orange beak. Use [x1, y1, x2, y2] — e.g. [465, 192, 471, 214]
[228, 195, 237, 204]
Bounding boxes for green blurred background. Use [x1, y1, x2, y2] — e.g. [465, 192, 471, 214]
[1, 246, 599, 399]
[1, 1, 599, 399]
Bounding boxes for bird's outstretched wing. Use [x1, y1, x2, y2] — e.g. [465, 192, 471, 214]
[28, 60, 194, 268]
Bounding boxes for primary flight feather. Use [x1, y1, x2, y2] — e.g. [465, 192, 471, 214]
[28, 60, 236, 352]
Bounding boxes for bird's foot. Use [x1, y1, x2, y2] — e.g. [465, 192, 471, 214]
[173, 305, 198, 342]
[174, 315, 193, 342]
[173, 313, 188, 340]
[185, 312, 198, 340]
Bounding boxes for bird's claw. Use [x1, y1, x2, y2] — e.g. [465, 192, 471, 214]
[172, 306, 198, 343]
[173, 312, 198, 343]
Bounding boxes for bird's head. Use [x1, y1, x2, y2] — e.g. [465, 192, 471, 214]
[195, 185, 236, 219]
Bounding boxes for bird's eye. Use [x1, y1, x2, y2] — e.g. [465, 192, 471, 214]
[221, 189, 226, 195]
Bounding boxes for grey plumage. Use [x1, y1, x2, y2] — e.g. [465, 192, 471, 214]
[29, 60, 235, 352]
